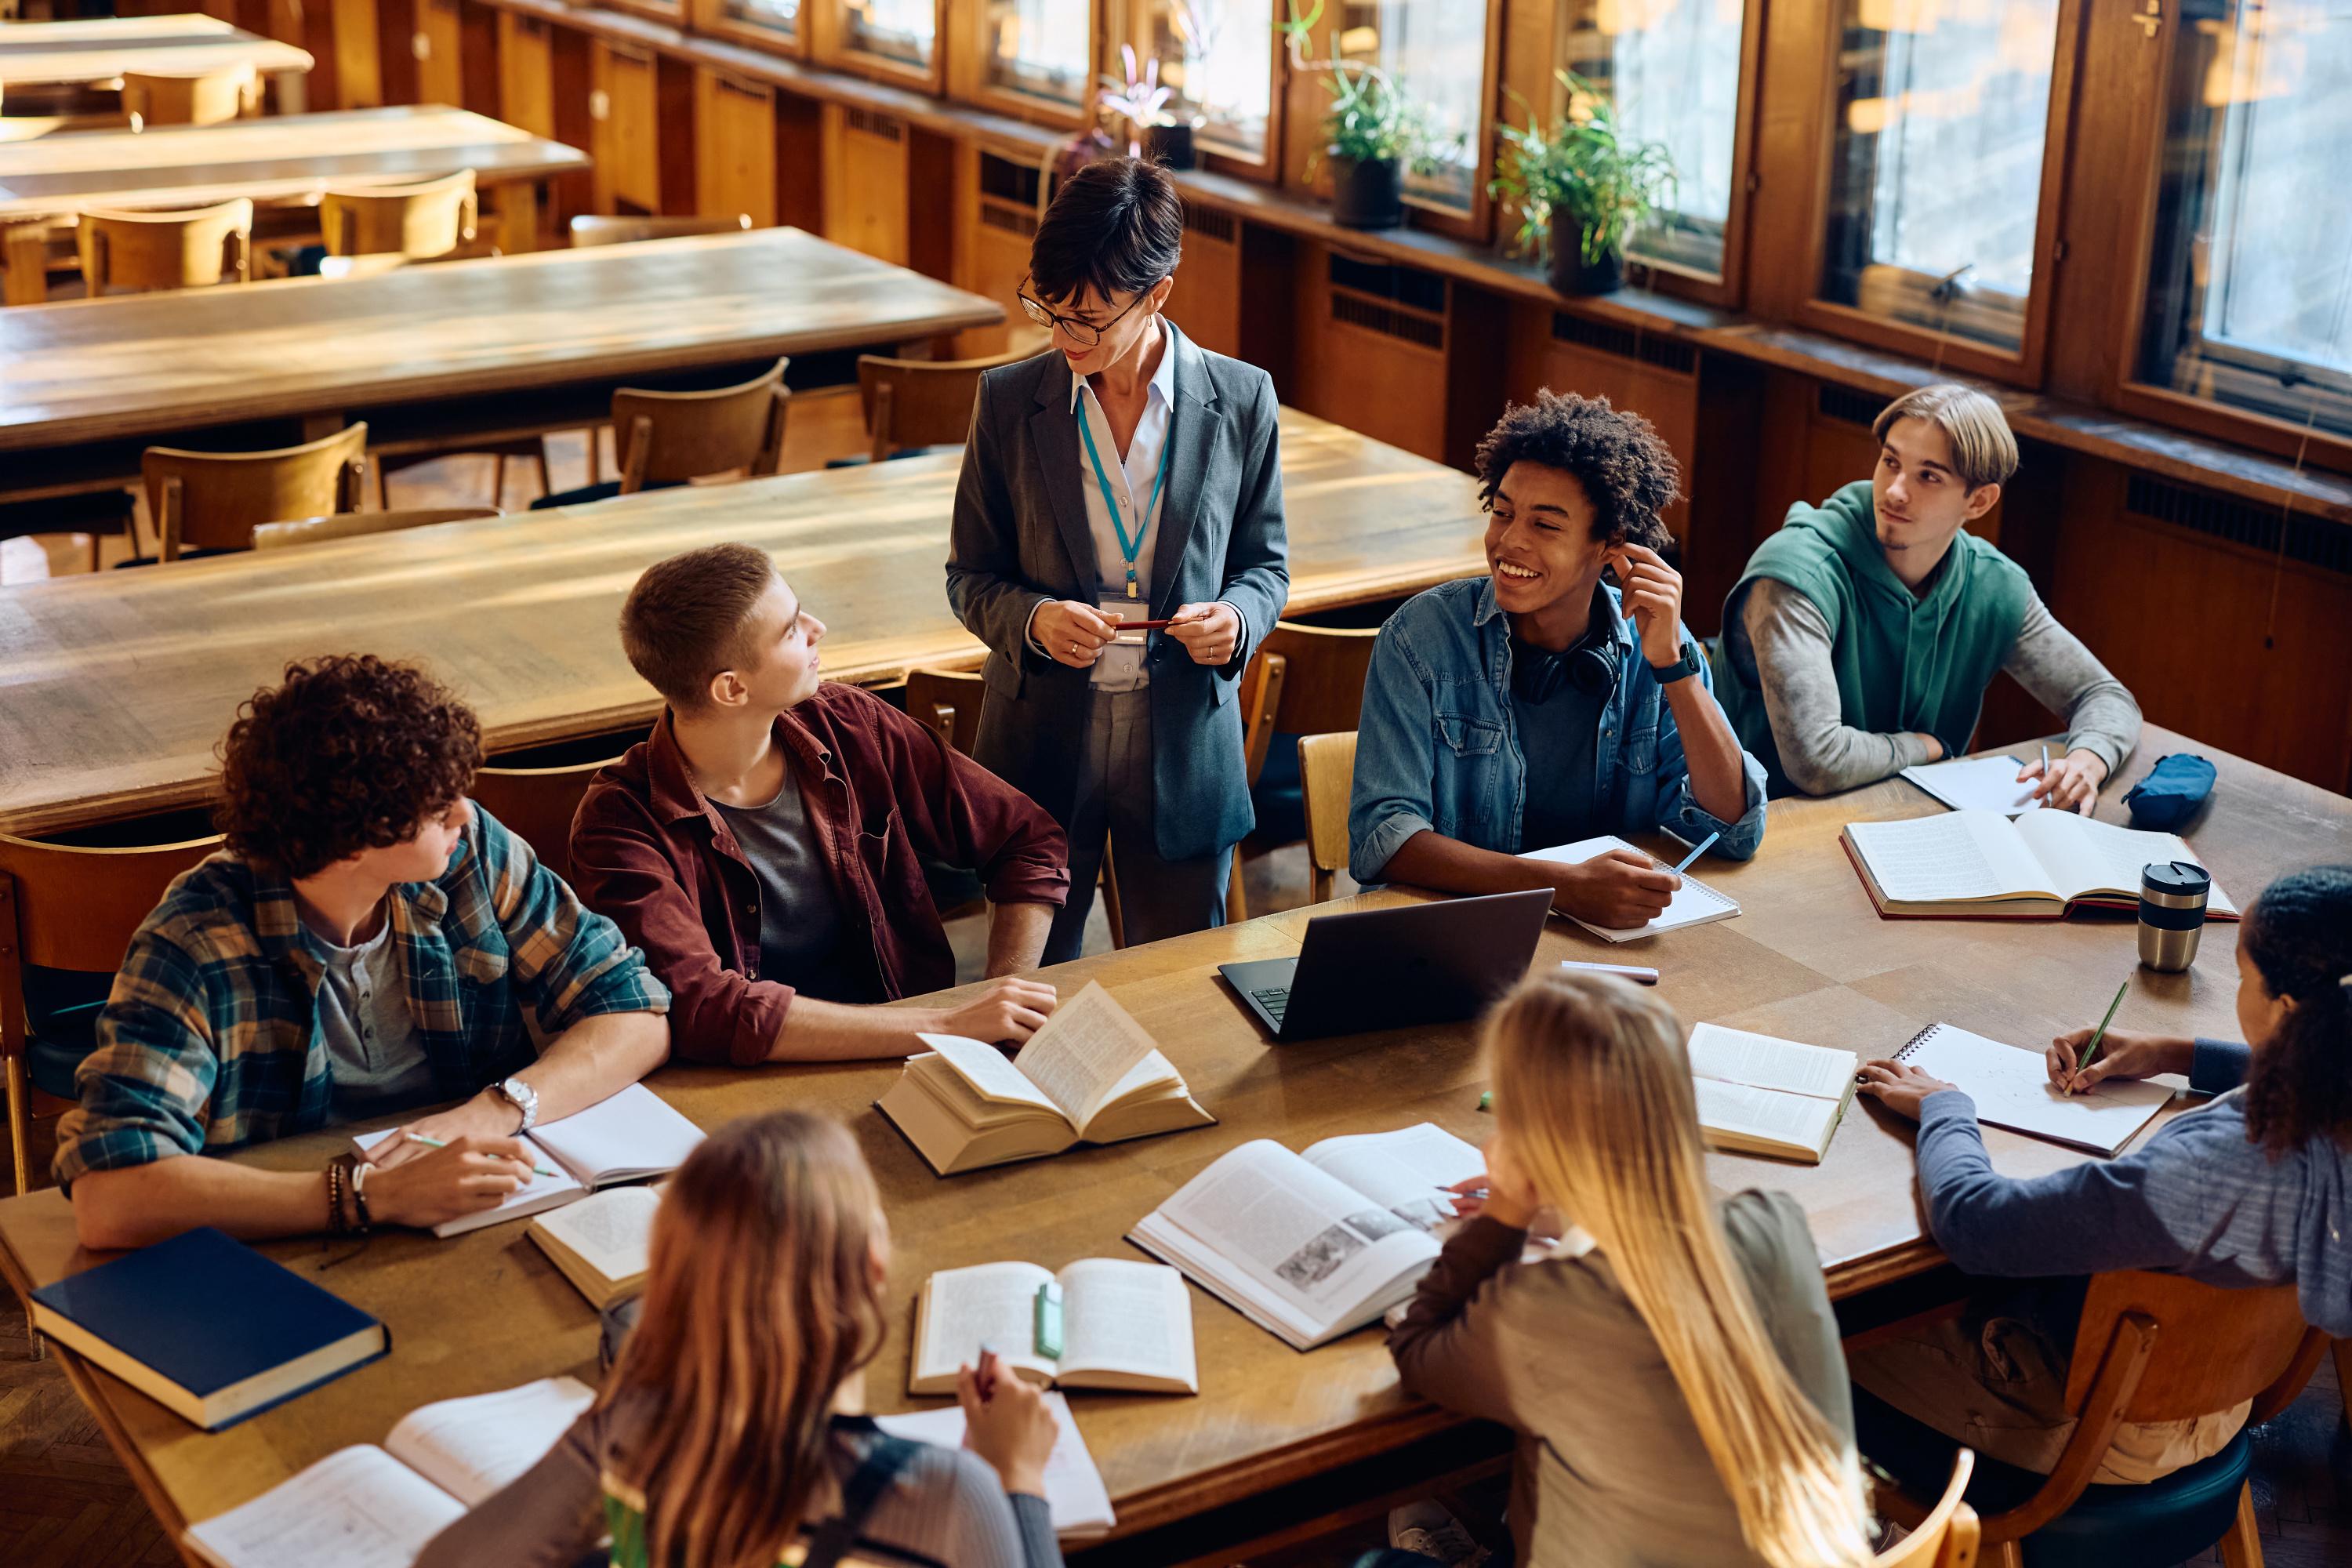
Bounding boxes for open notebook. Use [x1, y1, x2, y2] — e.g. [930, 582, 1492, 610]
[1521, 835, 1740, 942]
[182, 1377, 592, 1568]
[1899, 755, 2043, 815]
[1687, 1023, 1860, 1163]
[1892, 1022, 2176, 1156]
[876, 1392, 1115, 1541]
[1841, 810, 2239, 921]
[911, 1258, 1196, 1396]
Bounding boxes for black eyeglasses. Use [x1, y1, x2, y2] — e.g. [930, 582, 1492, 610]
[1016, 276, 1160, 348]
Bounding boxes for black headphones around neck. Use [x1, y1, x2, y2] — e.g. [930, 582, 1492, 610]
[1513, 626, 1622, 705]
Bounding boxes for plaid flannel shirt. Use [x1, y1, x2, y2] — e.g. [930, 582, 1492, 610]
[53, 803, 670, 1189]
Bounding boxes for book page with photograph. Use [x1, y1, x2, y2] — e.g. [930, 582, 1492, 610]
[1300, 1123, 1484, 1231]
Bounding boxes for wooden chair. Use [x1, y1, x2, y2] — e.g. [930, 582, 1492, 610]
[0, 829, 223, 1196]
[568, 213, 752, 248]
[1295, 731, 1358, 906]
[1229, 621, 1382, 920]
[1868, 1271, 2328, 1568]
[854, 347, 1032, 463]
[120, 64, 261, 127]
[902, 666, 1123, 949]
[470, 758, 624, 885]
[252, 506, 499, 551]
[77, 198, 253, 296]
[143, 423, 369, 561]
[612, 358, 791, 495]
[319, 170, 480, 261]
[1875, 1450, 1982, 1568]
[0, 532, 99, 583]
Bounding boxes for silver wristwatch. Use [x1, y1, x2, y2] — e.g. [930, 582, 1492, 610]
[492, 1076, 539, 1134]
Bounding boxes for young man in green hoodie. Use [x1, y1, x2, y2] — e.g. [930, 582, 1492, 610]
[1714, 384, 2139, 808]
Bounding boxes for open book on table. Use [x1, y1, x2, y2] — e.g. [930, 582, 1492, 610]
[909, 1258, 1196, 1396]
[1521, 835, 1741, 942]
[1127, 1122, 1484, 1351]
[1686, 1023, 1860, 1163]
[529, 1185, 662, 1308]
[353, 1082, 704, 1238]
[182, 1376, 592, 1568]
[1841, 809, 2239, 921]
[877, 981, 1214, 1175]
[876, 1392, 1115, 1541]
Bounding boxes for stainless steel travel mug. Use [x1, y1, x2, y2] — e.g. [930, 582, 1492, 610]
[2138, 861, 2209, 972]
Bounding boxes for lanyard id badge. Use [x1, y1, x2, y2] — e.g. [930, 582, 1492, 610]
[1076, 397, 1172, 601]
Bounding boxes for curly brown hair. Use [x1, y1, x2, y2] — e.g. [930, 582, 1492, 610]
[1473, 390, 1680, 551]
[216, 655, 483, 879]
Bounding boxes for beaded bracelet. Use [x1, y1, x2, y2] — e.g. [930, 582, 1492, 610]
[325, 1156, 348, 1236]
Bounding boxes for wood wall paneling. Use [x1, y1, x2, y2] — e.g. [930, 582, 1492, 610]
[1287, 239, 1449, 463]
[775, 90, 825, 234]
[457, 0, 501, 114]
[590, 42, 664, 214]
[331, 0, 387, 107]
[1164, 201, 1244, 360]
[1498, 296, 1700, 542]
[904, 126, 956, 283]
[414, 0, 465, 109]
[696, 69, 779, 227]
[949, 142, 1020, 358]
[822, 102, 913, 265]
[496, 10, 557, 136]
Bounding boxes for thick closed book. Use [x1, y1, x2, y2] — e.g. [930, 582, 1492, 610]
[1840, 809, 2240, 922]
[29, 1227, 388, 1432]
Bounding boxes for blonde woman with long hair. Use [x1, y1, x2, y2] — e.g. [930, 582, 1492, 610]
[1385, 972, 1871, 1568]
[417, 1109, 1064, 1568]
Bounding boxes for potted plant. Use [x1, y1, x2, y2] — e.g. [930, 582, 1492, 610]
[1098, 45, 1201, 171]
[1282, 1, 1450, 230]
[1491, 71, 1675, 294]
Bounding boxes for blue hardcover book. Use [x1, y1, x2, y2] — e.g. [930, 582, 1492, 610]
[29, 1226, 389, 1431]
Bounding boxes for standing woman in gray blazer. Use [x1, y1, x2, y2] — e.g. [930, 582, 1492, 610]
[948, 157, 1289, 963]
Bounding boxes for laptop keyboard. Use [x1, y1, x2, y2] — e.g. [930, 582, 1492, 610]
[1251, 987, 1291, 1024]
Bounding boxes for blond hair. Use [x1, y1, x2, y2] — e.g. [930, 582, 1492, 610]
[603, 1110, 888, 1568]
[1485, 974, 1871, 1568]
[1872, 383, 2017, 492]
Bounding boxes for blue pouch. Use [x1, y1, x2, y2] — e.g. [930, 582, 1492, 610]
[2123, 753, 2216, 832]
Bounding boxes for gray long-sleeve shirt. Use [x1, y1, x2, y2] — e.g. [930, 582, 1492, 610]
[1728, 578, 2141, 796]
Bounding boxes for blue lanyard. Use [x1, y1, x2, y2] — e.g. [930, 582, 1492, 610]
[1076, 395, 1172, 600]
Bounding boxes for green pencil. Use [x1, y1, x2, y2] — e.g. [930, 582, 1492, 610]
[406, 1132, 561, 1178]
[2071, 975, 2131, 1094]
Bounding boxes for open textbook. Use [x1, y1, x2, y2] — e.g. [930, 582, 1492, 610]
[182, 1377, 593, 1568]
[877, 981, 1214, 1174]
[910, 1258, 1196, 1396]
[529, 1185, 662, 1307]
[876, 1392, 1115, 1541]
[1127, 1123, 1484, 1351]
[353, 1083, 704, 1238]
[1842, 809, 2238, 921]
[1893, 1022, 2175, 1156]
[1521, 835, 1741, 942]
[1686, 1023, 1860, 1163]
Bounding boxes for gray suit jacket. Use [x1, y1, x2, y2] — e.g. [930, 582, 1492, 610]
[946, 322, 1289, 861]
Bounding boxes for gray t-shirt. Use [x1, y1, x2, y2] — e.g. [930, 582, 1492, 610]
[1511, 635, 1606, 852]
[711, 778, 882, 1005]
[305, 909, 436, 1125]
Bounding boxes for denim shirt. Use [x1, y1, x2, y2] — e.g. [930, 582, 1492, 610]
[1348, 576, 1768, 884]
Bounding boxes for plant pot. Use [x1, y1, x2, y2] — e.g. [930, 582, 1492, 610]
[1330, 155, 1404, 230]
[1145, 122, 1196, 171]
[1548, 216, 1624, 294]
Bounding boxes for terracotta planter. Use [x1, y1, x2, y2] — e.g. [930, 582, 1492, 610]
[1330, 155, 1404, 230]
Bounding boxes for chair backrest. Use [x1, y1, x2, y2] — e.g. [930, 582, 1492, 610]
[77, 198, 253, 296]
[320, 170, 478, 260]
[143, 423, 370, 561]
[1295, 731, 1357, 903]
[1237, 621, 1381, 788]
[0, 832, 222, 978]
[1872, 1450, 1980, 1568]
[469, 763, 622, 885]
[252, 506, 499, 551]
[121, 64, 260, 127]
[568, 213, 753, 248]
[611, 358, 790, 494]
[903, 667, 986, 757]
[2066, 1270, 2325, 1424]
[855, 347, 1033, 462]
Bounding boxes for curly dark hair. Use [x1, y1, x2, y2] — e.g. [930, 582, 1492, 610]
[2239, 866, 2352, 1155]
[1473, 390, 1680, 551]
[216, 655, 483, 879]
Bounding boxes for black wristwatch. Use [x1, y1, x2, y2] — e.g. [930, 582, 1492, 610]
[1649, 641, 1704, 685]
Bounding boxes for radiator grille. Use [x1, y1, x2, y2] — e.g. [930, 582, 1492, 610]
[2125, 474, 2352, 578]
[1184, 206, 1236, 244]
[1817, 385, 1883, 428]
[1330, 292, 1444, 350]
[1548, 312, 1697, 375]
[978, 201, 1038, 238]
[844, 107, 903, 142]
[1327, 252, 1446, 313]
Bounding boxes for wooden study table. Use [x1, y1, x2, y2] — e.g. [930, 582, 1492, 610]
[0, 408, 1483, 837]
[0, 226, 997, 507]
[0, 105, 593, 303]
[0, 729, 2342, 1565]
[0, 15, 312, 94]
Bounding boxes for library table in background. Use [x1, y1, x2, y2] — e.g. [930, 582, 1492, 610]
[0, 729, 2341, 1565]
[0, 408, 1485, 837]
[0, 15, 312, 96]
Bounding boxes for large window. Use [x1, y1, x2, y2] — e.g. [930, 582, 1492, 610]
[843, 0, 938, 71]
[1133, 0, 1277, 162]
[1333, 2, 1489, 215]
[982, 0, 1092, 110]
[1556, 0, 1747, 278]
[720, 0, 799, 39]
[2136, 0, 2352, 441]
[1817, 0, 2063, 353]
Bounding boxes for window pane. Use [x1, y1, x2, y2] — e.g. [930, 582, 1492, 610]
[1558, 0, 1747, 277]
[844, 0, 936, 67]
[2136, 0, 2352, 439]
[1334, 2, 1487, 214]
[1142, 0, 1275, 161]
[724, 0, 798, 37]
[985, 0, 1091, 107]
[1818, 0, 2062, 352]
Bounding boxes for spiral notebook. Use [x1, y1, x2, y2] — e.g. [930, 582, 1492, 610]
[1892, 1022, 2175, 1155]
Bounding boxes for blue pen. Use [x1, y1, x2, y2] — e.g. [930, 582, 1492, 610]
[1671, 832, 1719, 875]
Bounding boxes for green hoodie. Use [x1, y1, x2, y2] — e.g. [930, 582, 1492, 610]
[1715, 481, 2032, 795]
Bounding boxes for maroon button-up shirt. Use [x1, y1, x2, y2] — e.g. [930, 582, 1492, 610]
[569, 684, 1069, 1068]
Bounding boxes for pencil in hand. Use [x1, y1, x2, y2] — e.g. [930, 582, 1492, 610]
[2067, 975, 2132, 1095]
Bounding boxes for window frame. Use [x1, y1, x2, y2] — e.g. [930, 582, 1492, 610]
[953, 0, 1102, 132]
[689, 0, 812, 59]
[811, 0, 951, 94]
[1104, 0, 1287, 181]
[604, 0, 690, 25]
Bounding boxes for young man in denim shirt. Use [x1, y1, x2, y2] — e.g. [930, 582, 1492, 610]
[1348, 393, 1767, 927]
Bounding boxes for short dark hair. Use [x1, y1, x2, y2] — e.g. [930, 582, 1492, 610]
[1029, 156, 1183, 305]
[1472, 390, 1680, 552]
[217, 655, 482, 879]
[621, 543, 779, 709]
[2240, 866, 2352, 1155]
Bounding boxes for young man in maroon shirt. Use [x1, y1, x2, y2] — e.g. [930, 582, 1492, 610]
[571, 543, 1070, 1066]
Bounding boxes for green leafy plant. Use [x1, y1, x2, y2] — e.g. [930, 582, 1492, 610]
[1490, 71, 1675, 267]
[1279, 0, 1454, 175]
